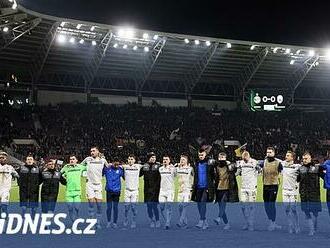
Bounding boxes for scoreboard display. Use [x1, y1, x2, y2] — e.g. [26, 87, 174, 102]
[250, 90, 286, 111]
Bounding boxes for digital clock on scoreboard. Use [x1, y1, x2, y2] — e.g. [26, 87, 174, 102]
[250, 90, 286, 111]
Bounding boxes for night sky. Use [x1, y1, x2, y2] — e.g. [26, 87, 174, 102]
[18, 0, 330, 47]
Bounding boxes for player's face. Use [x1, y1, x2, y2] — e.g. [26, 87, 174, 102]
[180, 157, 188, 166]
[47, 160, 55, 169]
[148, 155, 156, 163]
[302, 155, 312, 165]
[163, 157, 170, 166]
[198, 152, 206, 160]
[69, 156, 78, 165]
[90, 148, 99, 158]
[242, 152, 250, 161]
[26, 156, 34, 165]
[285, 153, 293, 162]
[266, 149, 275, 157]
[0, 155, 7, 165]
[128, 157, 136, 165]
[218, 154, 226, 161]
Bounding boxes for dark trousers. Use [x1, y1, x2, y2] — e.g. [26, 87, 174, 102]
[216, 190, 229, 224]
[147, 202, 159, 221]
[196, 189, 208, 220]
[106, 191, 120, 223]
[263, 185, 278, 222]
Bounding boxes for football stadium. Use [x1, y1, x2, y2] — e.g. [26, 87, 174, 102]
[1, 0, 330, 247]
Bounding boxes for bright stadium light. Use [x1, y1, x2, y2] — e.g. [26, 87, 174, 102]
[113, 43, 118, 48]
[143, 33, 149, 39]
[315, 61, 320, 66]
[290, 59, 295, 65]
[60, 22, 65, 27]
[296, 49, 301, 55]
[273, 47, 279, 53]
[90, 26, 95, 31]
[285, 48, 291, 54]
[79, 38, 84, 44]
[194, 40, 200, 45]
[76, 24, 82, 29]
[12, 2, 17, 9]
[250, 45, 257, 50]
[3, 27, 9, 32]
[57, 34, 66, 43]
[133, 45, 138, 50]
[9, 0, 14, 2]
[205, 41, 211, 46]
[69, 37, 75, 43]
[184, 38, 189, 44]
[117, 28, 135, 39]
[226, 43, 232, 48]
[92, 40, 97, 46]
[144, 46, 149, 52]
[309, 50, 315, 57]
[153, 34, 159, 40]
[123, 44, 128, 49]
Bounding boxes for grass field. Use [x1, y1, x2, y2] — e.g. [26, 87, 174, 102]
[9, 175, 328, 202]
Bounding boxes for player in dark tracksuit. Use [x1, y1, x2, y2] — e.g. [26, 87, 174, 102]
[298, 152, 324, 236]
[140, 152, 161, 228]
[321, 159, 330, 218]
[41, 159, 66, 213]
[17, 155, 42, 216]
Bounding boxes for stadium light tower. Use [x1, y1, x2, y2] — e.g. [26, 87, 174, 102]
[118, 27, 135, 39]
[57, 34, 66, 43]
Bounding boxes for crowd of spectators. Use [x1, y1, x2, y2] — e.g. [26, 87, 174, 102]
[1, 103, 330, 163]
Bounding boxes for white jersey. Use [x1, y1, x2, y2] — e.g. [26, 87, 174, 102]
[236, 158, 260, 191]
[159, 165, 177, 191]
[177, 166, 194, 193]
[0, 163, 17, 191]
[82, 156, 107, 184]
[282, 161, 300, 194]
[123, 163, 141, 191]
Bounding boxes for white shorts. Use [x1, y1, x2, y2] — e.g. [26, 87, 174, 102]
[86, 182, 103, 200]
[124, 189, 139, 203]
[282, 191, 298, 203]
[159, 190, 174, 203]
[0, 190, 10, 205]
[240, 190, 257, 203]
[177, 191, 191, 203]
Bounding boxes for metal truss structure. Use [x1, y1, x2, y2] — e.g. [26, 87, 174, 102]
[1, 0, 330, 107]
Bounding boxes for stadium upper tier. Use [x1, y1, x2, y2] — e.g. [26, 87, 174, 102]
[1, 0, 330, 106]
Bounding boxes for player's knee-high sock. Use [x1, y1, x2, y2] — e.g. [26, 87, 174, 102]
[88, 201, 95, 218]
[124, 204, 130, 220]
[67, 203, 75, 223]
[96, 201, 102, 225]
[131, 204, 137, 222]
[166, 204, 172, 227]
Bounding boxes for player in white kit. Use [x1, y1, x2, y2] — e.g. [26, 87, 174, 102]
[81, 146, 108, 229]
[176, 154, 194, 229]
[123, 154, 141, 228]
[236, 151, 260, 231]
[282, 151, 300, 234]
[0, 152, 19, 218]
[159, 155, 177, 229]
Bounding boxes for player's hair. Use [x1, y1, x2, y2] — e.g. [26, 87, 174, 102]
[286, 150, 296, 160]
[219, 152, 227, 157]
[242, 151, 250, 157]
[91, 146, 99, 151]
[303, 151, 311, 157]
[198, 148, 207, 154]
[163, 154, 171, 162]
[266, 147, 275, 152]
[180, 154, 189, 161]
[128, 154, 136, 160]
[69, 154, 77, 159]
[26, 153, 34, 159]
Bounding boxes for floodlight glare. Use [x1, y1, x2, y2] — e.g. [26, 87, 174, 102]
[194, 40, 200, 45]
[123, 44, 128, 49]
[60, 22, 65, 27]
[57, 34, 66, 43]
[117, 28, 135, 39]
[250, 45, 256, 50]
[153, 34, 159, 40]
[309, 50, 315, 57]
[133, 45, 138, 50]
[143, 33, 149, 39]
[90, 26, 95, 31]
[205, 41, 211, 46]
[76, 24, 82, 29]
[285, 48, 291, 54]
[92, 40, 97, 46]
[113, 43, 118, 48]
[12, 2, 17, 9]
[184, 38, 189, 44]
[144, 46, 149, 52]
[226, 43, 232, 48]
[3, 27, 9, 32]
[69, 37, 75, 43]
[79, 39, 84, 44]
[290, 59, 295, 65]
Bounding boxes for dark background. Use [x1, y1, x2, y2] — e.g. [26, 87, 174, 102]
[18, 0, 330, 47]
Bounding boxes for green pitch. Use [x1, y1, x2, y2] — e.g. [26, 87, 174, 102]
[9, 176, 328, 202]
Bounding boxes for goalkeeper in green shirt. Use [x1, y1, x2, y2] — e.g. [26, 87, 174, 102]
[61, 155, 86, 222]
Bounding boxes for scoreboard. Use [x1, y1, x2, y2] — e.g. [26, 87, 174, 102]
[250, 90, 286, 111]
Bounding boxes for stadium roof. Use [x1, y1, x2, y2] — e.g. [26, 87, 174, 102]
[1, 0, 330, 107]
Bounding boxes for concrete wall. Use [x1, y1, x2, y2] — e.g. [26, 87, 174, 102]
[37, 90, 87, 105]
